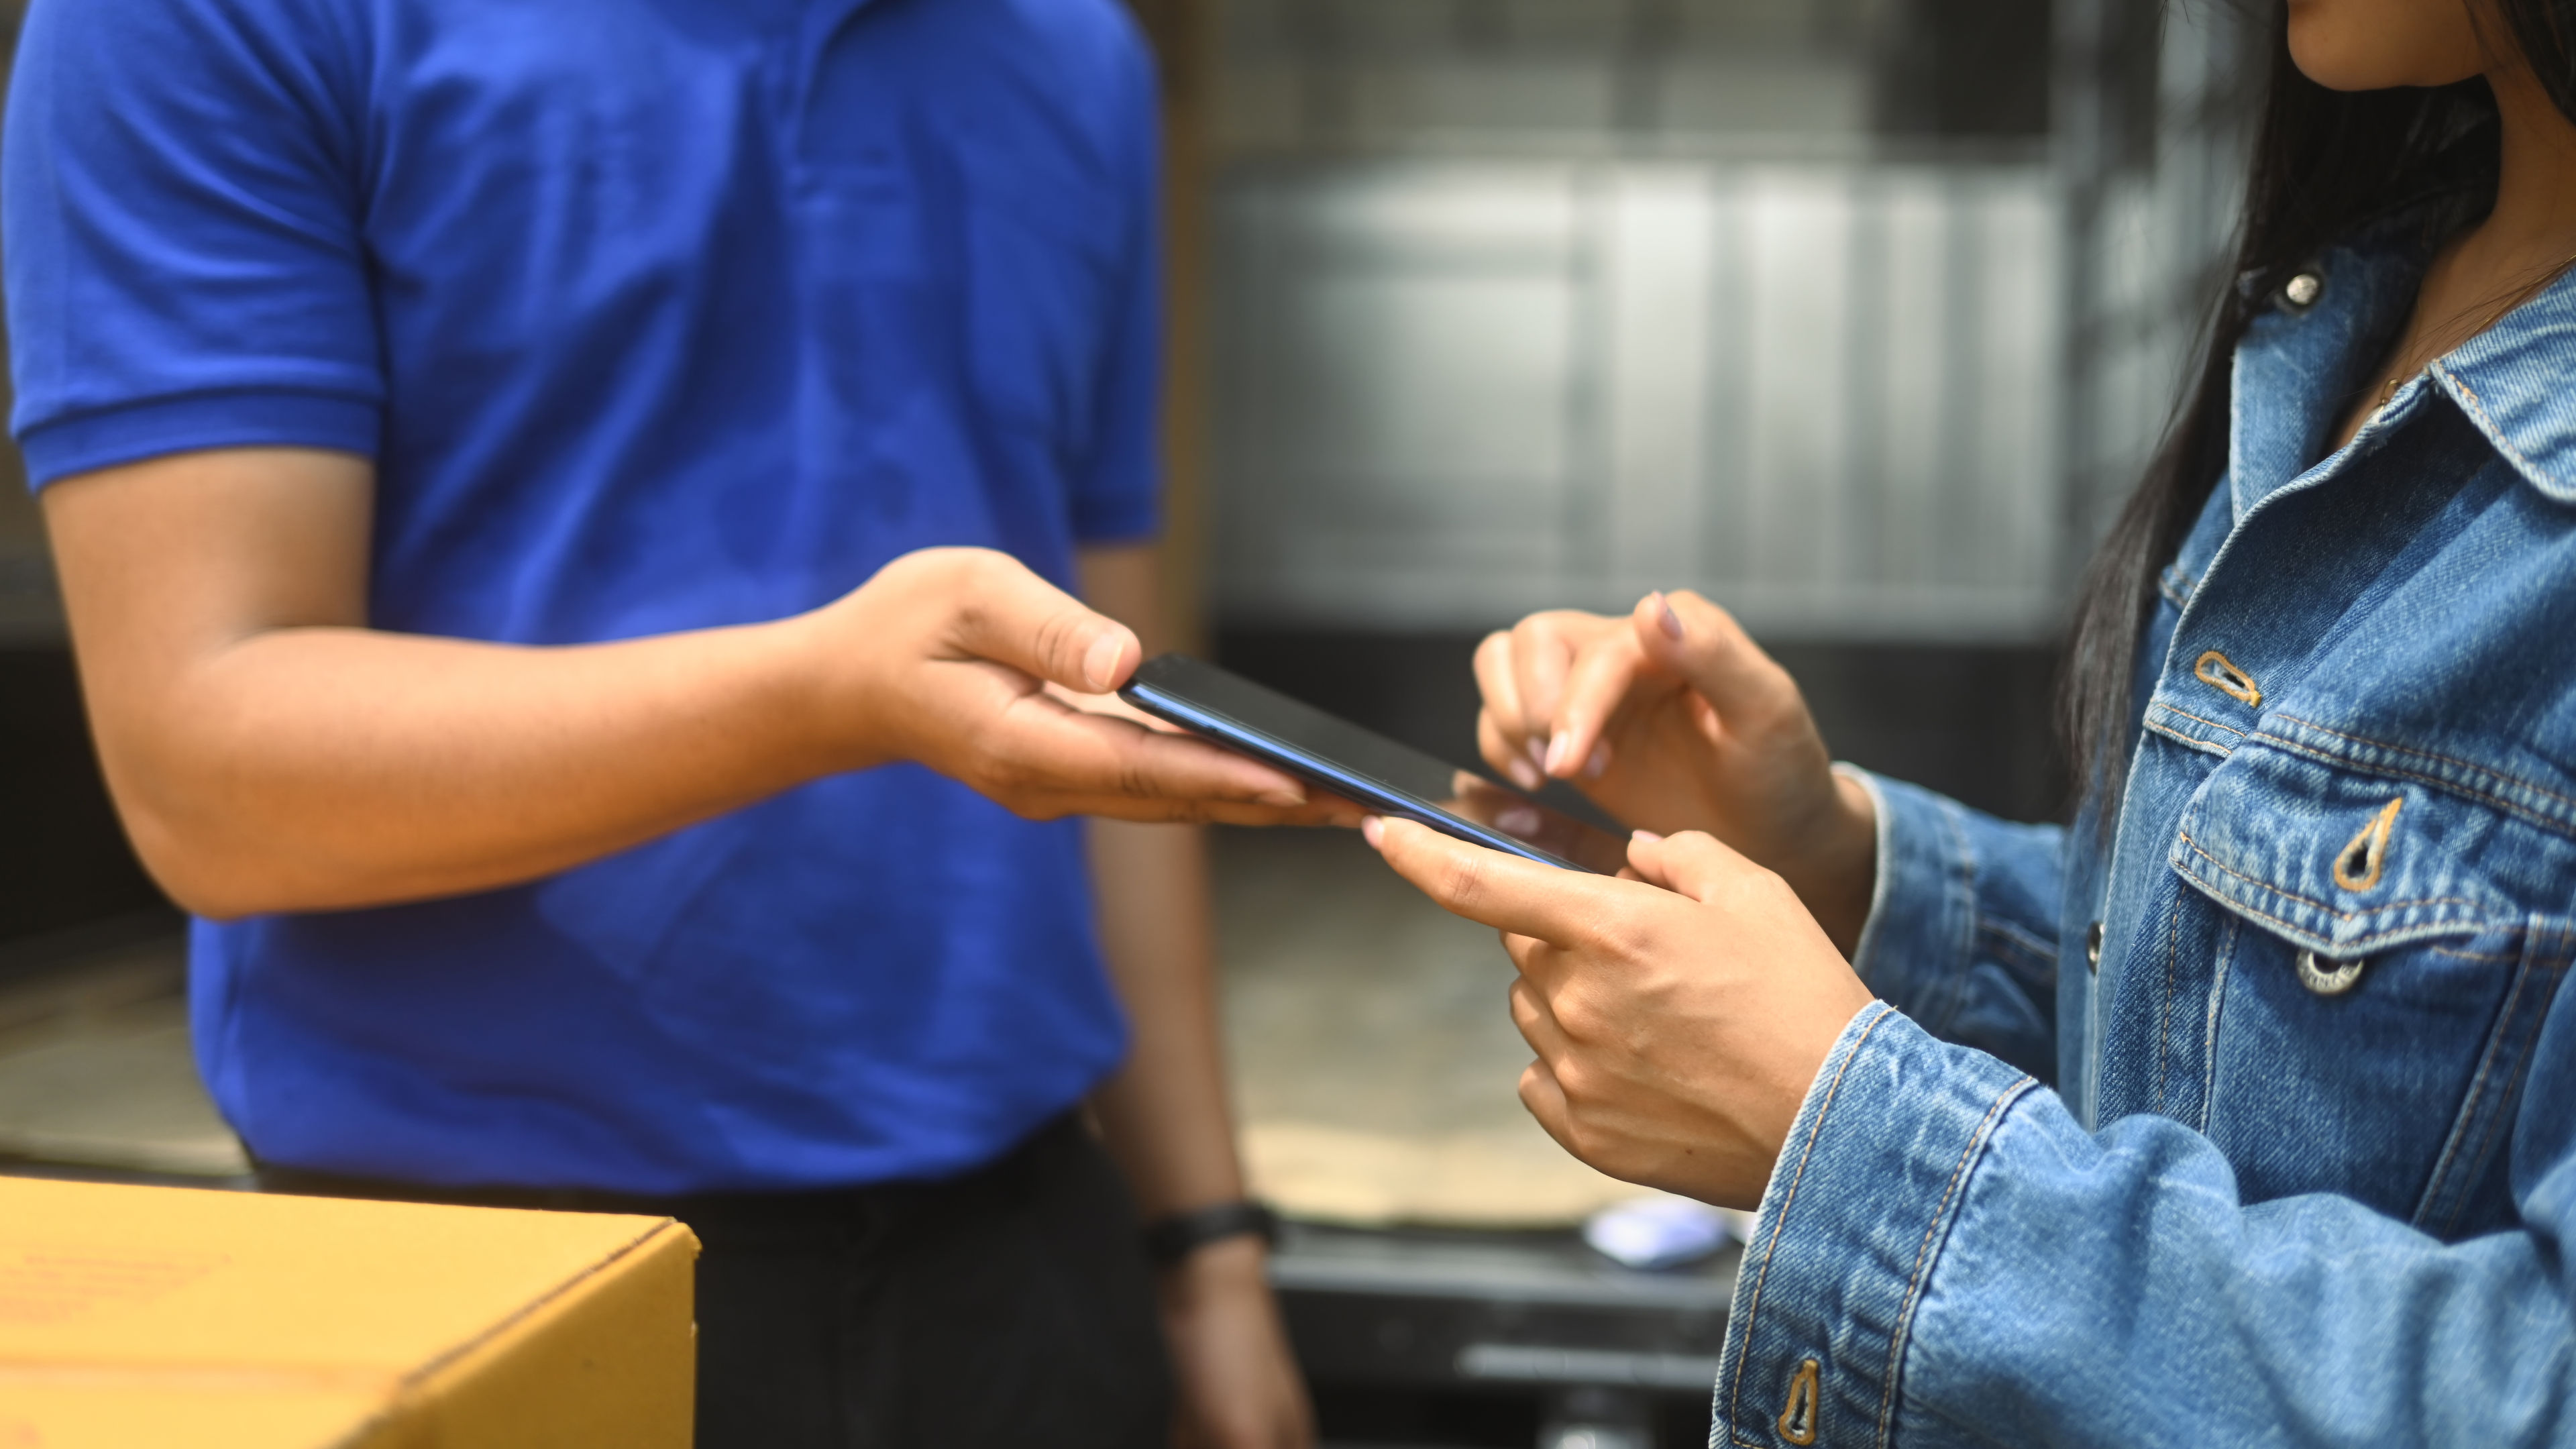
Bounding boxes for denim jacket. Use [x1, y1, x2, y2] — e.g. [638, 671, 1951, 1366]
[1713, 231, 2576, 1446]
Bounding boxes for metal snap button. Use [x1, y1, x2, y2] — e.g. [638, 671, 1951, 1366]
[2282, 270, 2323, 311]
[2085, 920, 2104, 973]
[2296, 949, 2365, 996]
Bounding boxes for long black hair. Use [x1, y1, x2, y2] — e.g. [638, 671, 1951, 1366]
[2059, 0, 2576, 815]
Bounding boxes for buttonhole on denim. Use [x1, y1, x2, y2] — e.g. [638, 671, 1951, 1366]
[2331, 796, 2403, 892]
[2193, 650, 2261, 706]
[2296, 949, 2367, 996]
[2084, 920, 2104, 973]
[1776, 1358, 1820, 1446]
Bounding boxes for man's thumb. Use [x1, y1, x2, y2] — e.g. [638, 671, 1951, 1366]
[949, 551, 1141, 692]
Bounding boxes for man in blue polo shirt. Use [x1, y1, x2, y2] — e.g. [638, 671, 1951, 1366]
[5, 0, 1320, 1444]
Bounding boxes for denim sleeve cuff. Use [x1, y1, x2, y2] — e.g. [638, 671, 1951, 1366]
[1714, 1003, 2037, 1448]
[18, 388, 380, 488]
[1840, 767, 1979, 1020]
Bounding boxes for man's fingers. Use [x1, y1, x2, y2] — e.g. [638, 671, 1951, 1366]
[1625, 828, 1760, 905]
[987, 692, 1309, 808]
[941, 549, 1142, 694]
[1362, 815, 1613, 942]
[1063, 793, 1360, 827]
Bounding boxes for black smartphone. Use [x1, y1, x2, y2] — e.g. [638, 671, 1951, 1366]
[1118, 653, 1631, 875]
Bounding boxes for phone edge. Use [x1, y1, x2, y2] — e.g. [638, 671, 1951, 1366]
[1119, 679, 1586, 873]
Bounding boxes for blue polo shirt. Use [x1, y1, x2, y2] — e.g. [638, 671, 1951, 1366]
[4, 0, 1161, 1191]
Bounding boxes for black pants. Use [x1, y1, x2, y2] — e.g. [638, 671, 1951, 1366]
[258, 1114, 1173, 1449]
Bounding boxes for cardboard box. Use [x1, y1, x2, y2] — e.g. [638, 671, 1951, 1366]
[0, 1175, 697, 1448]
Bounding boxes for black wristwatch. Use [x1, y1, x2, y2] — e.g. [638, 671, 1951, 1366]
[1140, 1199, 1279, 1269]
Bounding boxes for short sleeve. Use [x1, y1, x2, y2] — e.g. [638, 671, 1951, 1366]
[1065, 30, 1162, 545]
[4, 0, 382, 487]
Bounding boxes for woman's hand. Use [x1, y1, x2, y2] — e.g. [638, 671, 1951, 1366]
[802, 548, 1355, 827]
[1364, 816, 1874, 1210]
[1473, 591, 1876, 953]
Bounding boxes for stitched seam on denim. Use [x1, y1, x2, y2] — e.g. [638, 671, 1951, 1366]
[2142, 712, 2239, 763]
[2410, 935, 2526, 1230]
[2198, 915, 2238, 1132]
[1981, 916, 2055, 959]
[2430, 924, 2573, 1236]
[2155, 889, 2180, 1116]
[1974, 919, 2054, 986]
[2149, 702, 2249, 741]
[2179, 882, 2487, 947]
[2157, 567, 2194, 611]
[2438, 958, 2535, 1236]
[1937, 798, 1980, 1037]
[1872, 1075, 2038, 1448]
[2142, 721, 2235, 762]
[1725, 1003, 1896, 1436]
[2273, 714, 2576, 807]
[2175, 831, 2485, 922]
[2263, 716, 2576, 835]
[2439, 368, 2559, 496]
[2262, 739, 2575, 835]
[2430, 945, 2524, 961]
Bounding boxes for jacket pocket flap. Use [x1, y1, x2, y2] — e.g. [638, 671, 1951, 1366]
[2168, 740, 2563, 956]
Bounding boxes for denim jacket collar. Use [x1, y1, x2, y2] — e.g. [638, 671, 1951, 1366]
[2431, 264, 2576, 503]
[2233, 220, 2576, 517]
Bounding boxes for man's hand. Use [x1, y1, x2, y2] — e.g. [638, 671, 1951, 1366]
[1364, 816, 1874, 1209]
[1158, 1238, 1313, 1449]
[43, 449, 1347, 918]
[802, 547, 1348, 826]
[1472, 591, 1877, 953]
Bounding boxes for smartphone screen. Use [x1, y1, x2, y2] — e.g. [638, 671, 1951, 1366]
[1118, 653, 1631, 875]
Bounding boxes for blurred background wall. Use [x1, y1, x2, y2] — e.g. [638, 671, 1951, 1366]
[1201, 0, 2265, 828]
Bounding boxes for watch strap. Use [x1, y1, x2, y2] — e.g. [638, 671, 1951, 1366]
[1140, 1199, 1279, 1269]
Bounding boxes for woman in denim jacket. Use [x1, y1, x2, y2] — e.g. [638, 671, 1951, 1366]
[1365, 1, 2576, 1442]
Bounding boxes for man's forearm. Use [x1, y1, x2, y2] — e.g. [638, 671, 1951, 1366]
[111, 619, 839, 917]
[43, 449, 843, 916]
[45, 450, 1311, 920]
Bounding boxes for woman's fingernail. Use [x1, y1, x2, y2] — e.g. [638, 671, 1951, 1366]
[1506, 757, 1542, 790]
[1360, 815, 1385, 848]
[1657, 596, 1684, 641]
[1632, 828, 1664, 843]
[1584, 741, 1610, 778]
[1544, 732, 1570, 775]
[1525, 737, 1547, 769]
[1082, 632, 1124, 692]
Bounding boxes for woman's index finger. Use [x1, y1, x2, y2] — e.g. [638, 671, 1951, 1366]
[1550, 625, 1649, 774]
[1366, 816, 1615, 944]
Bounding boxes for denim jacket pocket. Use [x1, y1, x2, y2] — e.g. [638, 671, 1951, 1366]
[2167, 737, 2576, 1236]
